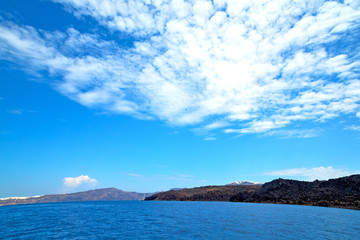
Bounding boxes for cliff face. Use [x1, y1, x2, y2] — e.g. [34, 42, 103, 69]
[0, 188, 153, 206]
[230, 175, 360, 209]
[145, 185, 261, 201]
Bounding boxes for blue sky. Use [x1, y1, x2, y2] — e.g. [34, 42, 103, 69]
[1, 0, 360, 197]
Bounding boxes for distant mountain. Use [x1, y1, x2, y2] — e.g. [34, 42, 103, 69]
[145, 185, 261, 201]
[0, 188, 153, 206]
[227, 180, 264, 185]
[169, 188, 187, 191]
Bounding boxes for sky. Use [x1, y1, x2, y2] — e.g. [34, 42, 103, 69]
[0, 0, 360, 197]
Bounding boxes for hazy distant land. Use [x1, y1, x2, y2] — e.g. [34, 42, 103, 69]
[0, 188, 153, 206]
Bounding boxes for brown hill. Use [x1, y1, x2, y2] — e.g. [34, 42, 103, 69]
[146, 175, 360, 210]
[231, 175, 360, 209]
[145, 185, 261, 201]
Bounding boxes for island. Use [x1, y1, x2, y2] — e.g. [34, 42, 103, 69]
[0, 188, 153, 206]
[145, 175, 360, 210]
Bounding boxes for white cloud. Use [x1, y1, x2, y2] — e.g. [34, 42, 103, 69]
[63, 175, 98, 188]
[1, 0, 360, 134]
[53, 0, 157, 36]
[203, 121, 229, 130]
[265, 166, 358, 181]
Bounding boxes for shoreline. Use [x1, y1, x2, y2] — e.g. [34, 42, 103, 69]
[1, 199, 359, 211]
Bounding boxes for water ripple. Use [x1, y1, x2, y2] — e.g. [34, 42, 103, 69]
[1, 201, 359, 240]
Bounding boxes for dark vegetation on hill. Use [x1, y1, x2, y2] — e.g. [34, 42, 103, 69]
[231, 175, 360, 209]
[146, 175, 360, 210]
[0, 188, 152, 206]
[145, 185, 262, 201]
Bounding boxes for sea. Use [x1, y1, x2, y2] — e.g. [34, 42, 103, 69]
[1, 201, 359, 239]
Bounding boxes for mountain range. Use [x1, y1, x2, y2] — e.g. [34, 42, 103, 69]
[146, 175, 360, 210]
[145, 184, 261, 201]
[226, 180, 264, 185]
[1, 175, 360, 210]
[0, 188, 153, 206]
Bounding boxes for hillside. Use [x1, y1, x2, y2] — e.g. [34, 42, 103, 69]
[231, 175, 360, 209]
[0, 188, 152, 206]
[146, 175, 360, 210]
[145, 185, 262, 201]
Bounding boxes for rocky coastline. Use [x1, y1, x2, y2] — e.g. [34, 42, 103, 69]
[146, 175, 360, 210]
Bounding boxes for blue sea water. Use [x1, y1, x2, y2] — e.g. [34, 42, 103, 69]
[1, 201, 360, 239]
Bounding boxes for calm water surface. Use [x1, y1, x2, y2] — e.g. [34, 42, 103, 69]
[1, 201, 359, 239]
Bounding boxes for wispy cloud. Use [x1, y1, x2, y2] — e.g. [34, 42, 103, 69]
[265, 166, 358, 181]
[7, 109, 23, 115]
[7, 109, 35, 115]
[203, 121, 230, 130]
[163, 173, 197, 182]
[204, 137, 216, 141]
[125, 173, 145, 178]
[1, 0, 360, 135]
[346, 125, 360, 131]
[264, 129, 320, 139]
[63, 175, 98, 188]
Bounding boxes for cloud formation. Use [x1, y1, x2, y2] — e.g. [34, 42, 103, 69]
[1, 0, 360, 134]
[63, 175, 98, 188]
[126, 173, 145, 178]
[346, 125, 360, 131]
[264, 129, 320, 139]
[265, 166, 358, 181]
